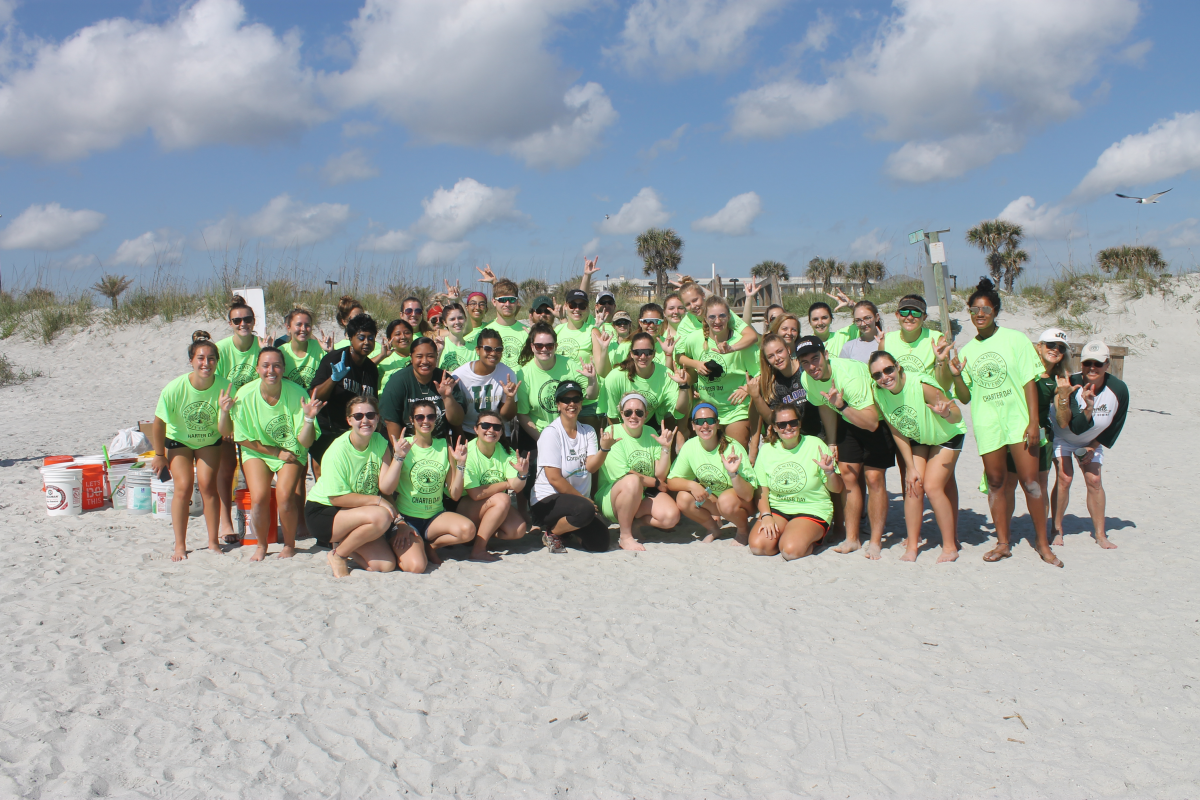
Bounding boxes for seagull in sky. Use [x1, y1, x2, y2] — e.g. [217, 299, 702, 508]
[605, 214, 610, 219]
[1115, 188, 1172, 204]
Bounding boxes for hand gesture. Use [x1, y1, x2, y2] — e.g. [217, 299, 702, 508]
[434, 371, 457, 399]
[1054, 374, 1073, 401]
[594, 304, 612, 325]
[584, 256, 600, 276]
[318, 329, 334, 352]
[377, 337, 393, 358]
[660, 334, 675, 356]
[258, 332, 273, 348]
[476, 264, 496, 284]
[512, 450, 530, 476]
[218, 386, 235, 413]
[821, 384, 844, 410]
[828, 289, 852, 312]
[599, 423, 616, 452]
[933, 337, 952, 366]
[729, 375, 752, 405]
[651, 427, 673, 448]
[722, 450, 742, 476]
[715, 341, 733, 355]
[390, 427, 412, 461]
[301, 397, 325, 419]
[592, 327, 612, 350]
[947, 347, 964, 377]
[814, 451, 837, 474]
[758, 513, 779, 540]
[927, 397, 953, 419]
[875, 325, 885, 347]
[743, 277, 759, 301]
[451, 436, 468, 467]
[667, 366, 689, 386]
[433, 329, 446, 350]
[578, 361, 596, 381]
[443, 279, 461, 298]
[1080, 383, 1096, 413]
[502, 376, 520, 402]
[330, 351, 352, 382]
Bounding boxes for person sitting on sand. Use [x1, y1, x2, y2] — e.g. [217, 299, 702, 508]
[457, 409, 530, 561]
[150, 331, 234, 561]
[869, 350, 964, 563]
[233, 347, 324, 561]
[395, 399, 475, 564]
[948, 277, 1061, 567]
[303, 395, 412, 577]
[749, 403, 843, 560]
[532, 381, 612, 553]
[595, 393, 678, 551]
[309, 314, 380, 466]
[666, 403, 757, 545]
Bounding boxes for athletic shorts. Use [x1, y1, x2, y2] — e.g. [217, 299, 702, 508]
[1052, 439, 1104, 466]
[906, 433, 965, 452]
[304, 501, 339, 547]
[836, 422, 895, 469]
[530, 494, 609, 552]
[308, 430, 345, 466]
[402, 511, 447, 541]
[516, 428, 540, 500]
[165, 435, 221, 451]
[1006, 442, 1053, 473]
[767, 510, 831, 531]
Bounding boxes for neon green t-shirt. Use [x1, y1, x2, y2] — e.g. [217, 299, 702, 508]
[823, 324, 855, 358]
[377, 353, 411, 393]
[678, 332, 758, 424]
[307, 432, 388, 506]
[603, 365, 680, 423]
[517, 356, 588, 432]
[802, 356, 877, 423]
[462, 327, 482, 348]
[667, 436, 756, 494]
[233, 379, 320, 470]
[490, 318, 529, 370]
[753, 437, 838, 521]
[883, 328, 944, 380]
[280, 339, 325, 390]
[439, 340, 474, 373]
[597, 428, 662, 496]
[874, 373, 963, 446]
[397, 438, 451, 519]
[215, 335, 260, 395]
[554, 321, 596, 364]
[155, 373, 231, 447]
[676, 311, 748, 340]
[958, 326, 1042, 455]
[463, 440, 519, 490]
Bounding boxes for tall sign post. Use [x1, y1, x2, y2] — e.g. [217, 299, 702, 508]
[909, 228, 954, 337]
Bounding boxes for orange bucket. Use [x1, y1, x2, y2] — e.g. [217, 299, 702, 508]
[67, 464, 106, 511]
[236, 488, 278, 545]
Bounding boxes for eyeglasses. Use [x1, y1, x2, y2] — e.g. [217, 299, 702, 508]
[350, 412, 378, 421]
[631, 348, 655, 357]
[230, 315, 254, 325]
[402, 308, 422, 316]
[692, 416, 717, 426]
[640, 318, 663, 325]
[853, 318, 875, 326]
[870, 365, 897, 380]
[775, 418, 800, 430]
[898, 309, 923, 318]
[496, 296, 519, 304]
[558, 395, 583, 405]
[969, 306, 996, 316]
[1082, 360, 1106, 369]
[567, 301, 588, 310]
[476, 421, 504, 432]
[532, 342, 555, 351]
[479, 345, 504, 355]
[1043, 342, 1067, 353]
[412, 413, 437, 422]
[707, 313, 728, 321]
[622, 408, 646, 418]
[467, 301, 487, 308]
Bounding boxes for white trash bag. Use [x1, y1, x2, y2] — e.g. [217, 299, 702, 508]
[109, 427, 152, 458]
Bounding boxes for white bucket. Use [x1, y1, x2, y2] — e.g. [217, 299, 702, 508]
[108, 464, 133, 507]
[151, 477, 173, 518]
[189, 480, 202, 517]
[41, 468, 83, 517]
[126, 468, 152, 515]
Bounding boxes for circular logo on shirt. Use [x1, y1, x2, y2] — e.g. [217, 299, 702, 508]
[228, 362, 256, 391]
[353, 458, 381, 495]
[628, 447, 655, 476]
[557, 338, 582, 360]
[895, 353, 925, 374]
[971, 352, 1008, 390]
[264, 414, 298, 451]
[480, 466, 505, 486]
[771, 461, 807, 499]
[694, 463, 729, 492]
[411, 460, 444, 495]
[890, 405, 920, 439]
[182, 400, 216, 432]
[538, 379, 561, 413]
[441, 351, 464, 372]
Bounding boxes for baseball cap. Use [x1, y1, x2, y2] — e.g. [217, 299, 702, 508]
[597, 290, 616, 304]
[612, 310, 632, 323]
[898, 296, 927, 313]
[1080, 341, 1110, 362]
[555, 380, 584, 400]
[532, 294, 555, 311]
[795, 334, 826, 359]
[565, 289, 588, 305]
[1038, 327, 1069, 345]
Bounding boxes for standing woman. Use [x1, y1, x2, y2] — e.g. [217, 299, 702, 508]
[663, 292, 688, 345]
[233, 347, 323, 561]
[280, 307, 325, 390]
[437, 303, 474, 372]
[949, 277, 1061, 567]
[515, 324, 598, 441]
[838, 300, 884, 364]
[769, 314, 803, 352]
[666, 403, 756, 544]
[676, 296, 758, 448]
[459, 409, 530, 561]
[750, 332, 821, 437]
[215, 295, 264, 540]
[603, 331, 690, 432]
[150, 332, 234, 561]
[451, 328, 519, 438]
[749, 404, 843, 560]
[886, 295, 952, 389]
[303, 395, 410, 577]
[596, 394, 678, 551]
[807, 302, 854, 357]
[377, 319, 413, 393]
[310, 314, 380, 466]
[676, 279, 759, 352]
[869, 351, 964, 563]
[332, 296, 366, 349]
[395, 399, 476, 563]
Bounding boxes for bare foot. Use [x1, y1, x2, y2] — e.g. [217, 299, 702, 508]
[618, 535, 646, 552]
[728, 536, 747, 547]
[206, 543, 223, 555]
[425, 543, 444, 565]
[172, 546, 187, 562]
[1096, 537, 1117, 550]
[250, 545, 267, 562]
[701, 528, 721, 543]
[277, 545, 297, 559]
[1039, 548, 1064, 567]
[936, 547, 959, 563]
[864, 543, 882, 560]
[1051, 530, 1064, 547]
[900, 548, 918, 562]
[983, 544, 1012, 562]
[833, 539, 861, 554]
[470, 549, 501, 562]
[327, 549, 350, 577]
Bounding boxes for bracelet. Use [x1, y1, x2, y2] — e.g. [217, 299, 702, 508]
[836, 401, 848, 411]
[304, 416, 316, 424]
[599, 447, 611, 452]
[517, 474, 529, 481]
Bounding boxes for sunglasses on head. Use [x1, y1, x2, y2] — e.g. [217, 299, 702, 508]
[1043, 342, 1067, 353]
[622, 407, 646, 418]
[898, 309, 923, 318]
[775, 418, 800, 430]
[412, 413, 437, 422]
[631, 348, 655, 357]
[479, 344, 504, 355]
[871, 365, 897, 380]
[692, 416, 717, 426]
[230, 315, 254, 325]
[350, 411, 378, 421]
[558, 395, 583, 405]
[476, 421, 504, 432]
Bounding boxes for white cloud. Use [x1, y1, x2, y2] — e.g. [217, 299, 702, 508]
[0, 202, 105, 250]
[417, 240, 469, 266]
[640, 124, 688, 160]
[62, 254, 98, 270]
[110, 230, 183, 266]
[325, 0, 617, 169]
[1071, 111, 1200, 200]
[0, 0, 15, 26]
[730, 0, 1140, 181]
[691, 192, 761, 236]
[607, 0, 786, 78]
[0, 0, 323, 160]
[341, 120, 379, 138]
[598, 188, 671, 235]
[997, 196, 1078, 240]
[1144, 218, 1200, 249]
[414, 178, 526, 243]
[849, 229, 893, 259]
[320, 148, 379, 186]
[203, 194, 351, 247]
[579, 237, 601, 258]
[361, 228, 415, 253]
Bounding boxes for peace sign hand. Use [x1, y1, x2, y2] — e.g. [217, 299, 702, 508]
[258, 332, 273, 348]
[599, 423, 616, 451]
[451, 436, 468, 467]
[722, 450, 742, 476]
[502, 376, 521, 401]
[390, 427, 412, 460]
[218, 386, 236, 413]
[476, 264, 496, 284]
[318, 329, 334, 352]
[301, 397, 325, 419]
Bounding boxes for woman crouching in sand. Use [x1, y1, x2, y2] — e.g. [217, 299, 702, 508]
[457, 409, 530, 561]
[303, 396, 411, 577]
[666, 403, 756, 545]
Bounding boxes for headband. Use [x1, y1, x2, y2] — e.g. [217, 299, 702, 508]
[691, 403, 718, 420]
[466, 292, 487, 302]
[620, 392, 649, 411]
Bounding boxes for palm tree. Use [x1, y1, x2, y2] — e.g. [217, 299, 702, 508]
[91, 274, 133, 309]
[844, 259, 886, 296]
[996, 249, 1029, 292]
[1096, 244, 1167, 279]
[967, 220, 1024, 289]
[806, 257, 839, 292]
[636, 228, 683, 298]
[519, 278, 549, 300]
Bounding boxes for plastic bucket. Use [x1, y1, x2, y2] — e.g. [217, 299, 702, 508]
[151, 477, 173, 518]
[66, 464, 105, 511]
[126, 468, 152, 515]
[41, 468, 82, 517]
[108, 464, 133, 506]
[235, 488, 278, 546]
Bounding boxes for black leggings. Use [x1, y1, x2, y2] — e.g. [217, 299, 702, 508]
[530, 494, 610, 552]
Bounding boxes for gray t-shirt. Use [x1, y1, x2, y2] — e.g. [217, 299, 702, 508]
[839, 336, 880, 364]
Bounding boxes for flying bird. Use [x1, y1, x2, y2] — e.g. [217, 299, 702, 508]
[1115, 189, 1172, 204]
[605, 214, 610, 219]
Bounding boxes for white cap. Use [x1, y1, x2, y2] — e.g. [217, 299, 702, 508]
[1080, 341, 1110, 362]
[1038, 327, 1069, 345]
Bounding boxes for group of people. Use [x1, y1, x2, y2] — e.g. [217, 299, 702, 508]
[151, 263, 1128, 576]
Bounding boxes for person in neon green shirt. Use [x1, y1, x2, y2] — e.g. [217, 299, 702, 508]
[150, 333, 234, 562]
[304, 396, 422, 577]
[214, 296, 265, 543]
[595, 393, 678, 551]
[676, 279, 758, 351]
[437, 303, 475, 372]
[279, 307, 328, 391]
[749, 403, 843, 560]
[485, 277, 529, 370]
[603, 331, 690, 430]
[377, 319, 413, 393]
[463, 291, 489, 344]
[457, 409, 530, 561]
[516, 324, 598, 437]
[666, 402, 756, 544]
[884, 295, 953, 390]
[950, 277, 1061, 567]
[676, 296, 759, 448]
[233, 347, 324, 561]
[553, 288, 608, 429]
[870, 350, 964, 564]
[807, 300, 856, 357]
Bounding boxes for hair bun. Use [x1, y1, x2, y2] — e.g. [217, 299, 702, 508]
[975, 277, 996, 292]
[191, 330, 211, 342]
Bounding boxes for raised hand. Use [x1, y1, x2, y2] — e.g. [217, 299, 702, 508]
[814, 451, 837, 474]
[1080, 383, 1096, 412]
[875, 325, 886, 347]
[660, 334, 675, 356]
[599, 423, 616, 451]
[444, 279, 462, 298]
[512, 450, 530, 476]
[933, 337, 952, 365]
[258, 332, 273, 348]
[1054, 374, 1073, 400]
[434, 371, 457, 399]
[651, 427, 673, 447]
[667, 366, 689, 386]
[743, 277, 759, 301]
[218, 386, 235, 413]
[502, 376, 521, 401]
[584, 256, 600, 275]
[947, 347, 964, 377]
[578, 361, 596, 381]
[927, 397, 954, 419]
[318, 329, 334, 352]
[390, 427, 412, 461]
[821, 384, 844, 410]
[451, 436, 468, 467]
[476, 264, 496, 284]
[594, 304, 612, 325]
[330, 351, 352, 382]
[828, 289, 852, 312]
[722, 450, 742, 476]
[592, 327, 612, 350]
[301, 397, 325, 419]
[377, 337, 393, 358]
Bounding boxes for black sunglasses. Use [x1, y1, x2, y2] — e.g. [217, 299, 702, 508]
[412, 413, 437, 422]
[622, 408, 646, 418]
[532, 342, 555, 350]
[692, 416, 717, 426]
[350, 412, 378, 421]
[476, 421, 504, 432]
[558, 395, 583, 404]
[631, 348, 655, 357]
[871, 365, 897, 380]
[230, 315, 254, 325]
[775, 418, 800, 430]
[567, 301, 588, 310]
[1043, 342, 1067, 353]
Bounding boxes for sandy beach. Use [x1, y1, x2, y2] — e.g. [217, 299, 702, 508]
[1, 285, 1198, 798]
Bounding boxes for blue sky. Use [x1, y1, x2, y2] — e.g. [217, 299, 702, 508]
[1, 0, 1198, 294]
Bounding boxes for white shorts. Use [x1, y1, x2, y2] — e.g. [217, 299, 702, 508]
[1053, 439, 1104, 465]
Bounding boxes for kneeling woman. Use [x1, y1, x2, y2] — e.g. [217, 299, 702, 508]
[459, 410, 530, 561]
[869, 351, 964, 563]
[596, 393, 679, 551]
[395, 399, 476, 563]
[304, 396, 410, 577]
[666, 403, 756, 545]
[749, 404, 843, 560]
[151, 332, 235, 561]
[233, 347, 324, 561]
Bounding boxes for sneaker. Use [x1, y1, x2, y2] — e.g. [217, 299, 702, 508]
[542, 532, 566, 554]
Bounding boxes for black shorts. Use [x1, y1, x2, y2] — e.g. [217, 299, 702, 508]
[402, 511, 447, 541]
[516, 428, 540, 500]
[836, 422, 895, 469]
[165, 435, 221, 451]
[1007, 442, 1052, 473]
[906, 433, 966, 452]
[530, 494, 609, 552]
[308, 430, 345, 466]
[304, 501, 339, 547]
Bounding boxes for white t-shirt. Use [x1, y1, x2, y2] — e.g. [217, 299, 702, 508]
[452, 361, 517, 434]
[533, 419, 598, 502]
[838, 336, 879, 364]
[1049, 382, 1118, 449]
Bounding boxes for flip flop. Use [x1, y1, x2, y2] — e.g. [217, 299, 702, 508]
[982, 547, 1012, 562]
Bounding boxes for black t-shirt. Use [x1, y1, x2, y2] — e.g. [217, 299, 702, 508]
[768, 365, 807, 409]
[380, 364, 466, 440]
[312, 349, 379, 436]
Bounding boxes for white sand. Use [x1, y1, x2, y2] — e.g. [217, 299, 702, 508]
[1, 284, 1198, 798]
